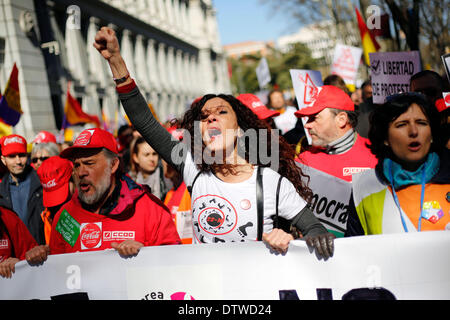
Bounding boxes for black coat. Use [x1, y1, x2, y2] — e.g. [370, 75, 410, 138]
[0, 167, 45, 244]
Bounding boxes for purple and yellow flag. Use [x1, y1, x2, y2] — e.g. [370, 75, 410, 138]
[0, 63, 22, 126]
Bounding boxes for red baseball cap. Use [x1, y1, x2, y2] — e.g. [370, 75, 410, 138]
[237, 93, 280, 120]
[0, 134, 27, 156]
[60, 128, 118, 159]
[37, 156, 73, 207]
[295, 85, 354, 117]
[33, 131, 57, 144]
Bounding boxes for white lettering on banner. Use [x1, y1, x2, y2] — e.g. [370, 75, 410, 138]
[369, 51, 421, 104]
[1, 232, 449, 300]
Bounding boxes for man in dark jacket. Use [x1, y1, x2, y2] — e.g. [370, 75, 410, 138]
[0, 134, 45, 244]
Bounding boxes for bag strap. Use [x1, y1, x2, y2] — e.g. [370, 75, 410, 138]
[256, 166, 264, 241]
[274, 175, 283, 228]
[187, 171, 202, 196]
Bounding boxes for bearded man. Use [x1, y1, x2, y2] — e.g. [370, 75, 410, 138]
[48, 128, 180, 257]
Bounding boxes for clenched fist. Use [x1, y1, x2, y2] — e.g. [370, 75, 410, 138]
[93, 26, 120, 61]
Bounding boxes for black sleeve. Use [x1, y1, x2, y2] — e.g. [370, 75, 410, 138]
[344, 194, 365, 237]
[291, 206, 328, 237]
[117, 86, 188, 173]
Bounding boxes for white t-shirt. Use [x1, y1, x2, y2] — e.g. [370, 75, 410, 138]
[273, 106, 298, 134]
[183, 151, 307, 243]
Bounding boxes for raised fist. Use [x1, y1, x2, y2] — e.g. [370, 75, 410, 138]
[93, 26, 120, 60]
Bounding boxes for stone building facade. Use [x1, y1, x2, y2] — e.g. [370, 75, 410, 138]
[0, 0, 230, 140]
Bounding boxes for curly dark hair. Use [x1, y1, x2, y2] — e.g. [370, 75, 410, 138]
[367, 92, 442, 161]
[180, 94, 313, 201]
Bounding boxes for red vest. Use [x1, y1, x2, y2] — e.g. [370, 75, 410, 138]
[296, 134, 378, 182]
[0, 207, 37, 262]
[49, 180, 181, 254]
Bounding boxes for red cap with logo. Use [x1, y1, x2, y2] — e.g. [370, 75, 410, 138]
[37, 156, 73, 207]
[294, 85, 354, 117]
[60, 128, 118, 159]
[33, 131, 57, 144]
[237, 93, 280, 120]
[0, 134, 27, 156]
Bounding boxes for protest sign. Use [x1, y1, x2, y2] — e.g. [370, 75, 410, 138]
[289, 69, 323, 144]
[369, 51, 421, 104]
[330, 44, 362, 85]
[1, 232, 449, 300]
[297, 164, 352, 237]
[255, 57, 271, 89]
[442, 53, 450, 83]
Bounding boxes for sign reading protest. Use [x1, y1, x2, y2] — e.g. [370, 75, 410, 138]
[289, 69, 323, 144]
[369, 51, 421, 104]
[330, 44, 362, 85]
[0, 232, 449, 300]
[255, 57, 271, 89]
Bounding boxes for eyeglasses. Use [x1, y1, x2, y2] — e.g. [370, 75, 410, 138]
[31, 157, 49, 163]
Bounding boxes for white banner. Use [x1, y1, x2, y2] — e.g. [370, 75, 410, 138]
[369, 51, 421, 104]
[1, 232, 449, 300]
[330, 44, 362, 85]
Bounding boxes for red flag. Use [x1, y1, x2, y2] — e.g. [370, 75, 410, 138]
[0, 63, 22, 126]
[63, 85, 100, 128]
[355, 7, 381, 65]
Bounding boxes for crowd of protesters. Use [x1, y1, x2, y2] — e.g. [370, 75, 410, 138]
[0, 26, 449, 280]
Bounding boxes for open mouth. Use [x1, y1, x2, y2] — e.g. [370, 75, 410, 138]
[408, 141, 421, 151]
[208, 128, 222, 140]
[79, 182, 92, 192]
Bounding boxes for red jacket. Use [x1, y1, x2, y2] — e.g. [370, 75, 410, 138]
[49, 176, 181, 254]
[296, 134, 378, 182]
[0, 207, 38, 262]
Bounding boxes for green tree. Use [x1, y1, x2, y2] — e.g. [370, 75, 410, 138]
[228, 43, 319, 95]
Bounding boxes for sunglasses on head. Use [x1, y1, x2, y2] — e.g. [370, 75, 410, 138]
[31, 156, 49, 163]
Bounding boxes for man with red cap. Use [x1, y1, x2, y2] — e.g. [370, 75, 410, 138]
[45, 128, 180, 258]
[0, 134, 45, 244]
[294, 85, 377, 237]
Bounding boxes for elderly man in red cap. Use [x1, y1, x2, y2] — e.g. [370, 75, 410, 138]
[295, 85, 377, 237]
[46, 128, 180, 257]
[0, 134, 45, 245]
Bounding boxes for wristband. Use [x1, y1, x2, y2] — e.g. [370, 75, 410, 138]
[113, 73, 130, 85]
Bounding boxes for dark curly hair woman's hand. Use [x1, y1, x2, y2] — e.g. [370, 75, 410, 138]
[304, 232, 336, 260]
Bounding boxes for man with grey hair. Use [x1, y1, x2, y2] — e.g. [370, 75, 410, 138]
[46, 128, 180, 257]
[30, 142, 60, 170]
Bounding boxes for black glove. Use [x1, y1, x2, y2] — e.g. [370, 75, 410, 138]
[304, 232, 336, 259]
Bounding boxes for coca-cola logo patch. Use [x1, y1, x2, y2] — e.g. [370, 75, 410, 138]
[80, 222, 102, 250]
[74, 129, 95, 147]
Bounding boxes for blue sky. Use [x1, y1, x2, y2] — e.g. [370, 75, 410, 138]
[214, 0, 301, 45]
